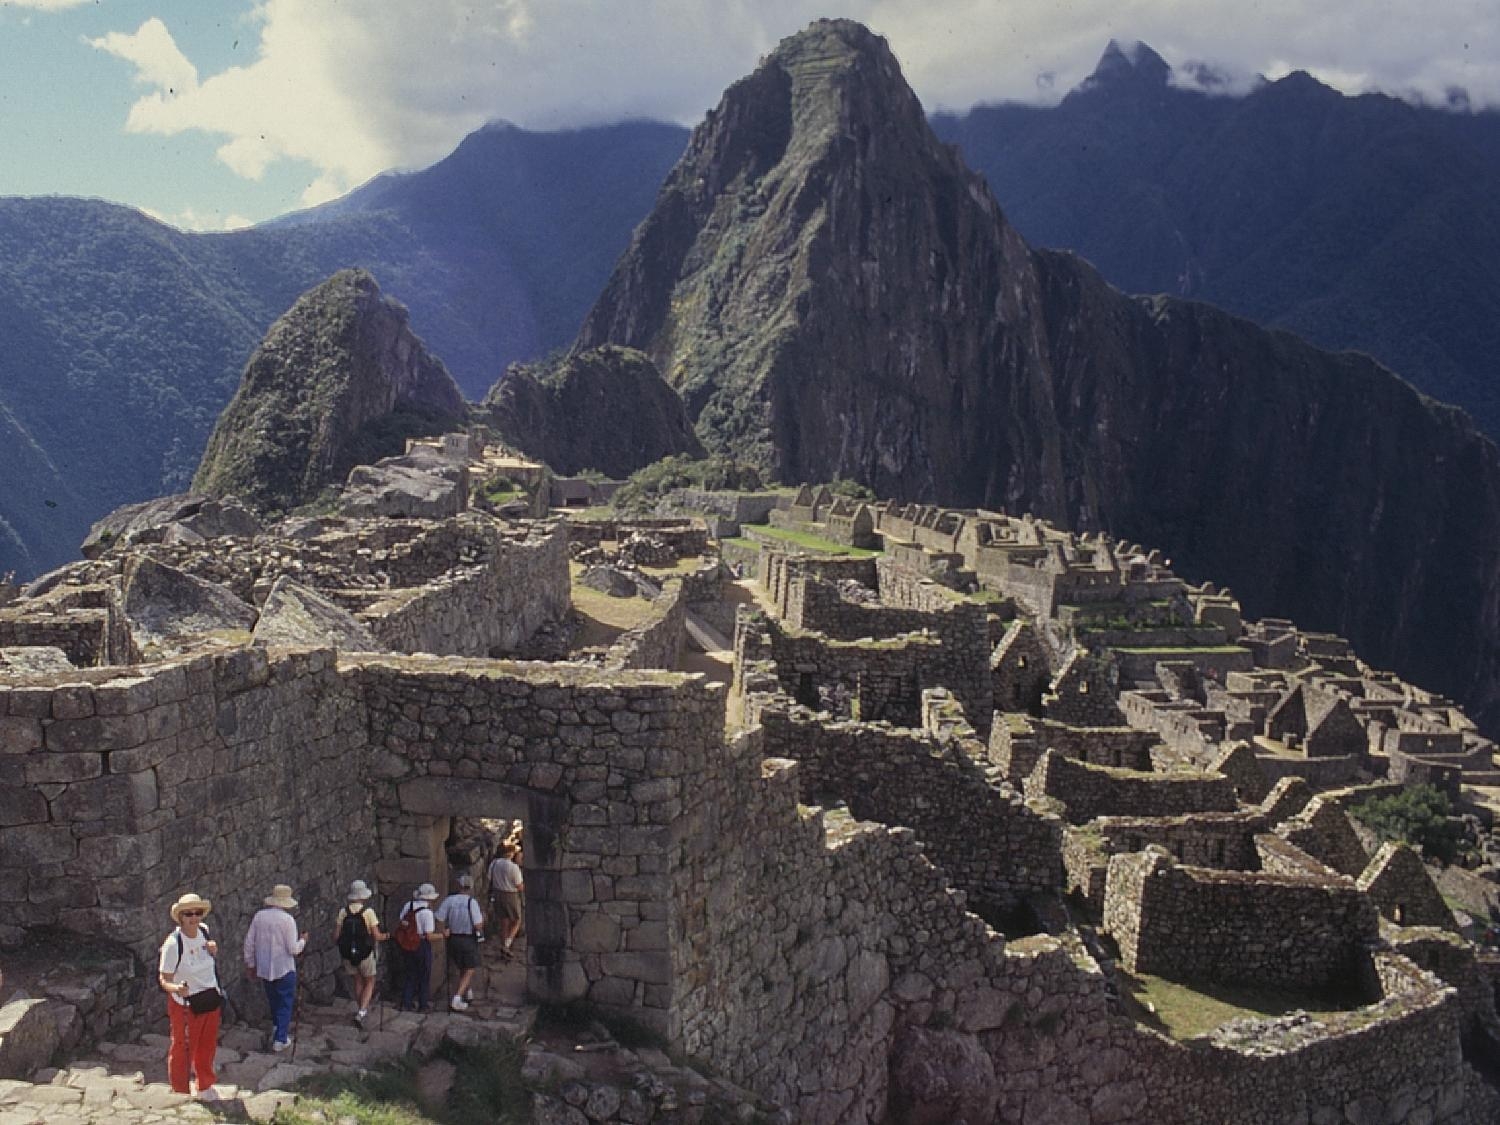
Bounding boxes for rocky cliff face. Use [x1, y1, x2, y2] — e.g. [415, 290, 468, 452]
[481, 345, 704, 477]
[193, 270, 466, 514]
[574, 19, 1500, 731]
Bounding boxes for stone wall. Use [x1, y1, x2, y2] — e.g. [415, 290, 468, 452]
[564, 518, 709, 558]
[0, 582, 133, 668]
[738, 612, 943, 727]
[352, 656, 724, 1032]
[1104, 850, 1379, 990]
[782, 576, 993, 729]
[605, 580, 687, 672]
[0, 647, 375, 1019]
[1024, 751, 1238, 824]
[361, 520, 568, 656]
[756, 705, 1062, 913]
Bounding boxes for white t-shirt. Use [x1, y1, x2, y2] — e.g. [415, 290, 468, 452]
[487, 857, 523, 893]
[398, 900, 436, 937]
[158, 927, 218, 1006]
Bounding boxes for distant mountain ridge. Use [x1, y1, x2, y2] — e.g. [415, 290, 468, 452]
[931, 39, 1500, 438]
[0, 122, 688, 578]
[5, 34, 1500, 588]
[573, 19, 1500, 733]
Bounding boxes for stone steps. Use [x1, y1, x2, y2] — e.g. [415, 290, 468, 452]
[0, 996, 535, 1123]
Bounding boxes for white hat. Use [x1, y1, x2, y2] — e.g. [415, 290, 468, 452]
[414, 882, 439, 901]
[348, 880, 373, 903]
[457, 874, 473, 889]
[170, 892, 212, 922]
[264, 884, 298, 909]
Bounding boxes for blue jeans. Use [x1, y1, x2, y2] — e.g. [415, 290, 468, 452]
[262, 972, 296, 1044]
[400, 942, 432, 1011]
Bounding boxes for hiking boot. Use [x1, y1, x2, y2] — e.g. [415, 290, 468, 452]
[197, 1087, 221, 1103]
[272, 1038, 293, 1053]
[354, 1009, 368, 1028]
[450, 996, 469, 1011]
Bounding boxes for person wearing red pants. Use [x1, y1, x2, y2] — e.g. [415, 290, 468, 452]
[159, 892, 224, 1102]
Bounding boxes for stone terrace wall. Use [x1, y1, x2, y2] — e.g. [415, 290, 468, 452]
[0, 581, 134, 668]
[350, 656, 724, 1032]
[0, 647, 375, 1016]
[564, 518, 709, 558]
[668, 719, 1480, 1124]
[784, 576, 993, 729]
[1094, 810, 1266, 870]
[1024, 751, 1238, 824]
[742, 613, 942, 727]
[606, 580, 687, 671]
[756, 705, 1062, 912]
[362, 520, 568, 656]
[1104, 850, 1379, 991]
[762, 552, 878, 620]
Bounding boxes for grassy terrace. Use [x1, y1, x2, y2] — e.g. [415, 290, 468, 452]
[1119, 970, 1366, 1040]
[738, 524, 881, 557]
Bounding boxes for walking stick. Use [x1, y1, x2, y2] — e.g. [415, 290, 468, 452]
[289, 972, 302, 1061]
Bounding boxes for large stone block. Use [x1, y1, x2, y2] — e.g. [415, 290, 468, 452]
[601, 951, 672, 985]
[397, 776, 529, 820]
[0, 716, 43, 755]
[0, 785, 48, 826]
[3, 823, 77, 865]
[571, 912, 621, 954]
[45, 713, 148, 754]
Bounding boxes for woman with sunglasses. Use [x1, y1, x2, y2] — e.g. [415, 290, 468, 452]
[159, 892, 223, 1102]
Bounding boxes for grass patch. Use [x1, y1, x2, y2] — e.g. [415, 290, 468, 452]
[274, 1040, 529, 1125]
[1118, 970, 1367, 1040]
[744, 524, 879, 557]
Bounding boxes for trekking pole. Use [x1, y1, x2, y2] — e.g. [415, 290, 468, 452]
[289, 972, 302, 1061]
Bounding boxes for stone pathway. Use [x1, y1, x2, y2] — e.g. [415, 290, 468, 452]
[0, 974, 534, 1124]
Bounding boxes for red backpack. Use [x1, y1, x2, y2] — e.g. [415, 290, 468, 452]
[394, 902, 425, 952]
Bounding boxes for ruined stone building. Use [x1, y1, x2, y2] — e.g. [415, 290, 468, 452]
[2, 456, 1500, 1122]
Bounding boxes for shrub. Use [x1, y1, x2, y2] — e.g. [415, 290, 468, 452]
[1350, 784, 1463, 863]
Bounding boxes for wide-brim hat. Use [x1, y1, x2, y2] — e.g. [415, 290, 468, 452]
[414, 882, 439, 901]
[264, 884, 299, 909]
[170, 892, 212, 922]
[348, 880, 373, 903]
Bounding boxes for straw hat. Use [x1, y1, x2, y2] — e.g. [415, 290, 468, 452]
[347, 880, 373, 903]
[170, 892, 212, 922]
[264, 884, 298, 909]
[413, 883, 439, 901]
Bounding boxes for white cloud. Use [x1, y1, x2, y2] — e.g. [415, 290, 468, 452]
[3, 0, 93, 10]
[87, 1, 1500, 205]
[88, 18, 198, 94]
[144, 206, 254, 232]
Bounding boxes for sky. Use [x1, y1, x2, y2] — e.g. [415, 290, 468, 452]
[0, 0, 1495, 231]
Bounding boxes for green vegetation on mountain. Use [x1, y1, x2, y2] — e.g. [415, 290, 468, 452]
[0, 122, 688, 578]
[480, 345, 704, 479]
[609, 454, 767, 513]
[193, 270, 465, 515]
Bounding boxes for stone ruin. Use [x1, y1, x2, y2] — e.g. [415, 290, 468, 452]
[2, 470, 1500, 1123]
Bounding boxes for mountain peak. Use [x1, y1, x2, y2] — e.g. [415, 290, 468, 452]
[1077, 38, 1172, 93]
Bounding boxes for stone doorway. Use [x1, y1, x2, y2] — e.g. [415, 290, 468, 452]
[379, 777, 569, 1005]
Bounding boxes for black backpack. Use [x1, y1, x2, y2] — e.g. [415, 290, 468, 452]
[338, 908, 375, 964]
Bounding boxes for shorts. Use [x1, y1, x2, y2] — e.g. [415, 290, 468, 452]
[448, 934, 480, 970]
[342, 953, 377, 978]
[493, 891, 522, 921]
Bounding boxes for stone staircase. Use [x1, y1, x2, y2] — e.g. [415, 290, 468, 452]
[0, 994, 535, 1123]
